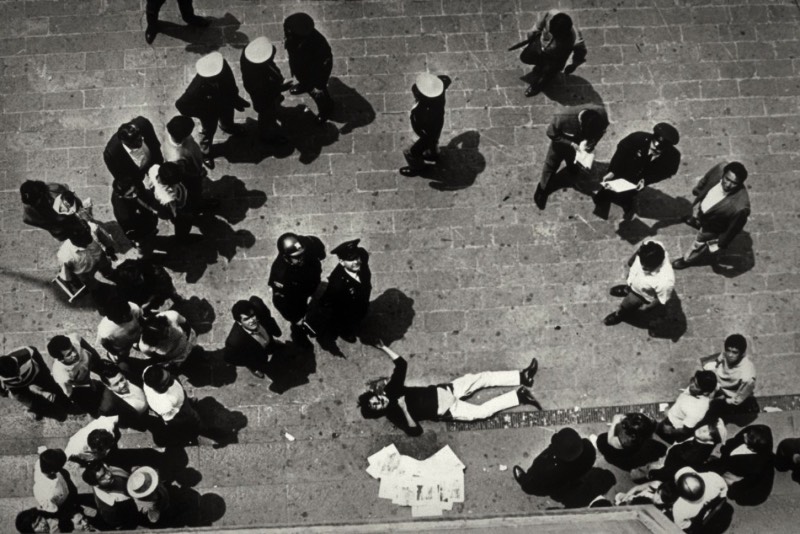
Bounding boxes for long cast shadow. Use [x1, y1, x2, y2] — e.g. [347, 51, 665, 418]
[327, 77, 377, 134]
[620, 293, 687, 342]
[541, 74, 605, 107]
[158, 13, 249, 53]
[549, 467, 617, 509]
[412, 131, 486, 191]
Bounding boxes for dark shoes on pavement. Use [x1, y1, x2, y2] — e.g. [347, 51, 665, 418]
[525, 83, 542, 97]
[520, 358, 538, 387]
[202, 156, 215, 170]
[513, 465, 526, 484]
[672, 258, 691, 270]
[603, 311, 623, 326]
[534, 184, 548, 210]
[609, 285, 630, 297]
[682, 215, 701, 229]
[145, 25, 158, 44]
[399, 166, 422, 177]
[517, 387, 542, 409]
[248, 367, 265, 379]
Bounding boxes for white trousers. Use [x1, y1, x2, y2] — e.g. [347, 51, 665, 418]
[445, 370, 521, 421]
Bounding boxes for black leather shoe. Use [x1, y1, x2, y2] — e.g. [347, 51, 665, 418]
[145, 25, 158, 44]
[520, 358, 538, 387]
[533, 185, 547, 210]
[603, 311, 623, 326]
[248, 368, 265, 379]
[399, 166, 421, 177]
[513, 465, 526, 484]
[524, 84, 541, 97]
[672, 258, 690, 270]
[185, 15, 210, 27]
[221, 124, 246, 136]
[517, 387, 542, 409]
[202, 156, 215, 170]
[609, 285, 630, 297]
[682, 216, 701, 229]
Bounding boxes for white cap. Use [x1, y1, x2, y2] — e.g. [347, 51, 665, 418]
[415, 73, 444, 98]
[196, 51, 224, 78]
[245, 37, 275, 63]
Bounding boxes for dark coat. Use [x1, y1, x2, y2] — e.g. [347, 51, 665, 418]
[240, 50, 286, 114]
[224, 296, 282, 370]
[715, 427, 773, 482]
[649, 438, 716, 483]
[22, 182, 81, 240]
[609, 131, 681, 186]
[175, 60, 242, 120]
[320, 255, 372, 320]
[103, 116, 164, 195]
[268, 235, 325, 300]
[520, 438, 596, 493]
[285, 30, 333, 88]
[546, 103, 607, 152]
[692, 162, 751, 249]
[410, 75, 452, 141]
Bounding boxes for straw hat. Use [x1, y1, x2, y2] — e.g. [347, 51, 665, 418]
[245, 37, 275, 63]
[196, 51, 224, 78]
[127, 466, 160, 499]
[415, 73, 444, 98]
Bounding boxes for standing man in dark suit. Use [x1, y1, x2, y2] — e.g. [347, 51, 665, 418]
[103, 117, 163, 248]
[308, 239, 372, 342]
[268, 233, 325, 340]
[144, 0, 209, 45]
[534, 104, 608, 210]
[175, 52, 250, 169]
[672, 162, 750, 270]
[400, 73, 452, 177]
[241, 36, 290, 144]
[19, 181, 83, 241]
[513, 427, 596, 495]
[224, 296, 283, 379]
[284, 13, 334, 124]
[593, 122, 681, 220]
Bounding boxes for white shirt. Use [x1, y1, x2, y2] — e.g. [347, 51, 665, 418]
[667, 390, 710, 429]
[97, 303, 142, 358]
[33, 459, 71, 513]
[672, 467, 727, 529]
[144, 379, 186, 422]
[138, 310, 196, 366]
[65, 416, 119, 461]
[626, 242, 675, 305]
[57, 239, 104, 275]
[51, 334, 95, 397]
[700, 182, 727, 213]
[112, 381, 148, 414]
[123, 140, 151, 170]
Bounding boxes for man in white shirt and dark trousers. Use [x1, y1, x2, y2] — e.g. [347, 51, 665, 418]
[143, 365, 203, 446]
[604, 240, 675, 326]
[673, 161, 751, 270]
[47, 333, 104, 415]
[97, 360, 153, 431]
[33, 447, 92, 531]
[657, 370, 717, 444]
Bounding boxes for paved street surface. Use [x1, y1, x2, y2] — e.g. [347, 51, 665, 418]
[1, 0, 799, 531]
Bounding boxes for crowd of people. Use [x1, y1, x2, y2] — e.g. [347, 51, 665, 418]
[1, 3, 793, 533]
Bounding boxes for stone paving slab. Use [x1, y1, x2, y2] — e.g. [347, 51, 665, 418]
[1, 0, 800, 530]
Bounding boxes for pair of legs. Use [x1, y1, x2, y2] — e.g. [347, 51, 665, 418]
[534, 141, 584, 210]
[445, 371, 525, 421]
[592, 188, 637, 220]
[111, 193, 158, 248]
[144, 0, 209, 43]
[258, 99, 288, 143]
[673, 229, 719, 269]
[198, 108, 240, 159]
[519, 42, 564, 96]
[604, 286, 663, 326]
[401, 134, 440, 175]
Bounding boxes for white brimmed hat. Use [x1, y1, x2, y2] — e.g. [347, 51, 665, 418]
[245, 37, 275, 63]
[196, 51, 224, 78]
[415, 73, 444, 98]
[127, 466, 160, 499]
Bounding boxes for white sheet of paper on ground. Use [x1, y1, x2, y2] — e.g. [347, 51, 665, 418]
[366, 444, 401, 479]
[603, 178, 637, 193]
[574, 148, 595, 169]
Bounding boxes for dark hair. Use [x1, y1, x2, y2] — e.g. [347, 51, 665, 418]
[87, 429, 115, 453]
[81, 461, 107, 486]
[638, 241, 666, 270]
[724, 334, 747, 354]
[104, 297, 132, 324]
[166, 115, 194, 141]
[15, 508, 46, 533]
[19, 180, 49, 206]
[67, 220, 93, 248]
[46, 335, 73, 359]
[59, 189, 78, 208]
[703, 418, 724, 444]
[694, 370, 718, 394]
[723, 161, 748, 183]
[548, 13, 573, 39]
[358, 391, 386, 419]
[580, 109, 608, 140]
[0, 356, 19, 378]
[744, 424, 773, 454]
[140, 315, 170, 346]
[97, 360, 123, 385]
[231, 300, 256, 322]
[115, 259, 145, 287]
[39, 448, 67, 475]
[620, 413, 655, 446]
[157, 162, 182, 187]
[143, 365, 172, 392]
[117, 121, 142, 146]
[658, 482, 678, 506]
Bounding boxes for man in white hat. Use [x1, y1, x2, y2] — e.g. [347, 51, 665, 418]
[127, 466, 170, 524]
[400, 73, 452, 177]
[145, 0, 210, 45]
[241, 36, 290, 144]
[284, 13, 335, 124]
[175, 51, 250, 169]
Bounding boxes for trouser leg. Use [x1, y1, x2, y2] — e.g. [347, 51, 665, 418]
[683, 231, 717, 264]
[198, 116, 218, 156]
[618, 291, 647, 317]
[404, 136, 432, 170]
[272, 295, 308, 324]
[217, 106, 236, 132]
[177, 0, 197, 22]
[448, 389, 521, 421]
[538, 142, 572, 191]
[451, 370, 521, 398]
[145, 0, 167, 26]
[310, 86, 334, 121]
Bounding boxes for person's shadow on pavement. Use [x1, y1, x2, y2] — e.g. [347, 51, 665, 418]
[327, 77, 377, 134]
[158, 12, 249, 53]
[412, 131, 487, 191]
[542, 74, 605, 107]
[278, 104, 341, 164]
[622, 293, 687, 342]
[202, 174, 268, 225]
[194, 396, 248, 448]
[548, 467, 617, 508]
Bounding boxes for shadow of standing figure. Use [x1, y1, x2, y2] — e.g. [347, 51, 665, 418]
[413, 131, 487, 191]
[201, 175, 267, 225]
[193, 396, 248, 448]
[327, 77, 377, 135]
[158, 13, 249, 54]
[541, 74, 605, 107]
[278, 104, 341, 164]
[357, 288, 416, 346]
[266, 341, 317, 394]
[621, 292, 687, 342]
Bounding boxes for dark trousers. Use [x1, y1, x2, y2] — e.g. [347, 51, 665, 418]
[257, 100, 284, 141]
[593, 188, 637, 218]
[146, 0, 196, 25]
[198, 109, 236, 156]
[273, 294, 310, 325]
[538, 141, 578, 191]
[111, 193, 158, 245]
[308, 87, 334, 121]
[403, 135, 439, 170]
[520, 40, 566, 88]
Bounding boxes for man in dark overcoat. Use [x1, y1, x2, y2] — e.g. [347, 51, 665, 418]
[400, 73, 452, 177]
[284, 13, 335, 124]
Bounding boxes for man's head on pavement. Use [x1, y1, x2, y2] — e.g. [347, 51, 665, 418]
[637, 241, 665, 273]
[689, 370, 717, 397]
[723, 334, 747, 367]
[358, 391, 389, 418]
[694, 418, 727, 445]
[721, 162, 747, 193]
[117, 121, 144, 150]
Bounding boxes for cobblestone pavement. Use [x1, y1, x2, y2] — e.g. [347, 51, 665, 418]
[0, 0, 799, 530]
